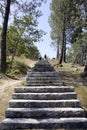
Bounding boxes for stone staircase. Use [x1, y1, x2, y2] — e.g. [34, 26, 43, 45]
[26, 72, 63, 86]
[1, 59, 87, 130]
[26, 60, 62, 86]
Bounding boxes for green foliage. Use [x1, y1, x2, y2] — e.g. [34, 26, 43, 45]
[66, 47, 74, 62]
[6, 6, 44, 63]
[6, 60, 29, 78]
[49, 0, 87, 64]
[0, 0, 46, 73]
[49, 0, 79, 62]
[23, 45, 40, 60]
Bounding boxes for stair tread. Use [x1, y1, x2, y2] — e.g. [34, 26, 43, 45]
[14, 86, 75, 93]
[9, 99, 80, 103]
[1, 118, 87, 129]
[6, 107, 85, 118]
[12, 92, 77, 100]
[13, 92, 76, 94]
[2, 118, 87, 124]
[7, 107, 84, 111]
[15, 86, 74, 88]
[9, 99, 80, 102]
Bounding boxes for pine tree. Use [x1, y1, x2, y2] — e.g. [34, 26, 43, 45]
[1, 0, 11, 73]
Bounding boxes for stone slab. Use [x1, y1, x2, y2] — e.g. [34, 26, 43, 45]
[12, 92, 77, 100]
[9, 99, 81, 108]
[14, 86, 75, 93]
[1, 118, 87, 130]
[6, 107, 85, 118]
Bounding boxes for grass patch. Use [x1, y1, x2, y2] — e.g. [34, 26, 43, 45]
[0, 73, 8, 79]
[0, 86, 13, 122]
[20, 80, 26, 85]
[75, 86, 87, 110]
[50, 59, 87, 110]
[6, 60, 30, 78]
[0, 57, 36, 122]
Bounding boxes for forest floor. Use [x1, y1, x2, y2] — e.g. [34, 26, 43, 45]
[0, 58, 87, 123]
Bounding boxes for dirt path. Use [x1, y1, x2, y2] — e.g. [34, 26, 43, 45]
[0, 77, 26, 122]
[0, 77, 25, 91]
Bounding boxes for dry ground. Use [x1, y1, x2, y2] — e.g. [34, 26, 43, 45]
[0, 77, 26, 122]
[50, 59, 87, 111]
[0, 58, 36, 122]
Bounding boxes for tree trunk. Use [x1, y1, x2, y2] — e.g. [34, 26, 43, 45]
[59, 40, 64, 64]
[81, 65, 87, 77]
[1, 0, 11, 73]
[56, 40, 59, 59]
[10, 40, 20, 67]
[84, 65, 87, 72]
[64, 33, 67, 63]
[59, 16, 66, 64]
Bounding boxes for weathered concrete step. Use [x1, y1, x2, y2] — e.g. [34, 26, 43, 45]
[33, 63, 53, 66]
[27, 72, 60, 74]
[26, 82, 63, 86]
[6, 107, 85, 118]
[1, 118, 87, 130]
[26, 80, 62, 83]
[27, 72, 60, 78]
[33, 64, 54, 67]
[9, 99, 81, 108]
[12, 92, 77, 100]
[32, 67, 54, 71]
[14, 86, 75, 93]
[27, 72, 60, 77]
[26, 77, 61, 81]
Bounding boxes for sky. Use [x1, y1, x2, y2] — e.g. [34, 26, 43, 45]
[35, 0, 56, 59]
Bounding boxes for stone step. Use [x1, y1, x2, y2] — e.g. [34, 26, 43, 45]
[26, 77, 61, 80]
[35, 65, 53, 68]
[33, 63, 53, 66]
[26, 82, 63, 86]
[27, 71, 60, 74]
[12, 92, 77, 100]
[26, 79, 62, 84]
[26, 79, 62, 82]
[14, 86, 75, 93]
[32, 67, 54, 72]
[27, 72, 60, 77]
[27, 75, 61, 78]
[6, 107, 85, 118]
[26, 80, 62, 84]
[9, 99, 81, 108]
[33, 64, 54, 67]
[1, 118, 87, 129]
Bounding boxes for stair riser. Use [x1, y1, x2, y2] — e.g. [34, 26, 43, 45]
[27, 74, 60, 77]
[6, 110, 85, 118]
[14, 87, 75, 93]
[26, 80, 62, 83]
[12, 93, 77, 100]
[1, 120, 87, 130]
[26, 76, 60, 81]
[32, 69, 54, 71]
[9, 101, 81, 108]
[27, 72, 60, 74]
[26, 79, 61, 82]
[26, 83, 63, 86]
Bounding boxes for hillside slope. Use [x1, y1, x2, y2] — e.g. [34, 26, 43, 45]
[50, 59, 87, 111]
